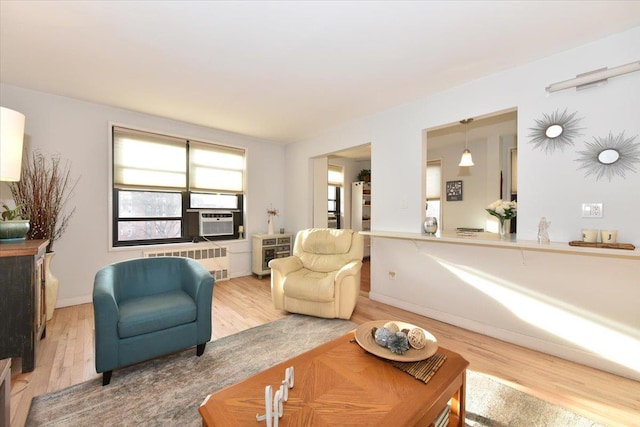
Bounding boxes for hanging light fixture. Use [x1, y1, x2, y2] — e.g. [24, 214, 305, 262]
[0, 107, 26, 181]
[458, 118, 474, 167]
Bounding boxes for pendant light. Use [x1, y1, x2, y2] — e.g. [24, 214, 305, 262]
[458, 118, 474, 167]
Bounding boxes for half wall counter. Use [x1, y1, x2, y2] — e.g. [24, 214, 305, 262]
[361, 230, 640, 381]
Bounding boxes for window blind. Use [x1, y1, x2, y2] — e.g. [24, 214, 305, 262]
[328, 164, 343, 186]
[189, 141, 245, 193]
[511, 149, 518, 194]
[426, 160, 441, 199]
[113, 127, 186, 190]
[113, 127, 246, 194]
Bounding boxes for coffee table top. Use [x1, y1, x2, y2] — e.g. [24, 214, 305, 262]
[199, 330, 468, 426]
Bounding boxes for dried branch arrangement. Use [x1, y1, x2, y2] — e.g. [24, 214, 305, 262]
[9, 150, 79, 252]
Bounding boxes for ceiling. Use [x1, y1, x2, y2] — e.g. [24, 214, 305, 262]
[328, 143, 371, 161]
[426, 109, 518, 151]
[1, 1, 639, 144]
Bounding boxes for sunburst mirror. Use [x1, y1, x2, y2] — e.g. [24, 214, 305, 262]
[528, 109, 584, 154]
[575, 132, 640, 181]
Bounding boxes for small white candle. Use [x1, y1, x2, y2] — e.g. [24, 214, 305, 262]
[238, 225, 244, 233]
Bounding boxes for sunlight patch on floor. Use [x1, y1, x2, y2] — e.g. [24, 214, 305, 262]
[433, 256, 640, 374]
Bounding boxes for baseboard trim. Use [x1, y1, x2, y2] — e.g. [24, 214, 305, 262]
[57, 295, 93, 308]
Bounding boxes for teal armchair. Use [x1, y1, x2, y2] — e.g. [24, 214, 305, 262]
[93, 256, 214, 385]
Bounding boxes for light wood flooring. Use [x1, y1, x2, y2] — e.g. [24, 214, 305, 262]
[9, 266, 640, 427]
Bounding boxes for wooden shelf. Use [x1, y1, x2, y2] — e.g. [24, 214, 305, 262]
[568, 240, 635, 250]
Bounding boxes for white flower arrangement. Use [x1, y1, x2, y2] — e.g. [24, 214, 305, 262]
[486, 199, 517, 220]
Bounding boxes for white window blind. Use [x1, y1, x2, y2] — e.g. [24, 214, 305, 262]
[511, 149, 518, 194]
[113, 127, 186, 190]
[328, 164, 343, 186]
[426, 160, 441, 199]
[189, 141, 245, 193]
[113, 127, 246, 194]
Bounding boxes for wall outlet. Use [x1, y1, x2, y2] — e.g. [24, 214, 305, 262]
[581, 203, 603, 218]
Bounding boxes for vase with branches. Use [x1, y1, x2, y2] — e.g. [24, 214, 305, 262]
[9, 150, 78, 252]
[9, 150, 79, 320]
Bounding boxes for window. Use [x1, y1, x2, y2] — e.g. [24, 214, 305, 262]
[426, 160, 441, 226]
[112, 126, 245, 247]
[328, 164, 343, 229]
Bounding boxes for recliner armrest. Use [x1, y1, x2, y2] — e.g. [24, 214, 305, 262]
[335, 260, 363, 283]
[269, 256, 303, 276]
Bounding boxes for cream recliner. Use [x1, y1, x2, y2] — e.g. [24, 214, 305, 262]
[269, 228, 364, 319]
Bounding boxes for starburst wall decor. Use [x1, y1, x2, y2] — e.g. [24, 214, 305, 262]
[575, 132, 640, 181]
[528, 109, 584, 154]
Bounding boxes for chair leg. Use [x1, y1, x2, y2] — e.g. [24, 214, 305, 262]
[102, 370, 113, 386]
[196, 343, 206, 356]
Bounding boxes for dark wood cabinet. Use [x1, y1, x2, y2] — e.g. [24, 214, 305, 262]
[0, 239, 48, 372]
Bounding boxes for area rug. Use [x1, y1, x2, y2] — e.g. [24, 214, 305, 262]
[27, 314, 602, 426]
[465, 371, 603, 427]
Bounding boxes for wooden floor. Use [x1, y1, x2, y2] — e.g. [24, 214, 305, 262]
[10, 268, 640, 427]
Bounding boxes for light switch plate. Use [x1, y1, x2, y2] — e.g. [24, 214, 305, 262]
[582, 203, 603, 218]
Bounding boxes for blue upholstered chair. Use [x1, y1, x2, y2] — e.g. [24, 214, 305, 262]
[93, 256, 215, 385]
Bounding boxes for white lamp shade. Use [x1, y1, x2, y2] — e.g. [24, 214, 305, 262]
[1, 107, 26, 181]
[458, 149, 474, 167]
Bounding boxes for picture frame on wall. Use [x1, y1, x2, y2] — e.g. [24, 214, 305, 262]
[446, 180, 463, 201]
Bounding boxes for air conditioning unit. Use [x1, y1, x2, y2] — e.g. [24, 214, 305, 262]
[198, 210, 234, 237]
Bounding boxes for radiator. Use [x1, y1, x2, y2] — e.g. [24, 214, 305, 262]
[143, 245, 229, 281]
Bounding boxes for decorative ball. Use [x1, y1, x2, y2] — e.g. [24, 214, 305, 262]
[388, 331, 410, 355]
[374, 327, 394, 348]
[383, 321, 399, 333]
[407, 328, 427, 350]
[424, 217, 438, 234]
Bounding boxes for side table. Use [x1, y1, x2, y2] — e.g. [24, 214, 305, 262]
[251, 233, 292, 278]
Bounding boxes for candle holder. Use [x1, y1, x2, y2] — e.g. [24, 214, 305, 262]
[256, 366, 294, 427]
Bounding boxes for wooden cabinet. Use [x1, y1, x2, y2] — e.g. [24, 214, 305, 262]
[252, 233, 292, 279]
[351, 181, 371, 257]
[0, 358, 10, 427]
[0, 240, 48, 372]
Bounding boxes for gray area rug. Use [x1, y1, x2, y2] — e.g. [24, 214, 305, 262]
[465, 371, 603, 427]
[27, 314, 602, 426]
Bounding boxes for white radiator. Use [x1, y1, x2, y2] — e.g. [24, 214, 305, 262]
[143, 245, 229, 281]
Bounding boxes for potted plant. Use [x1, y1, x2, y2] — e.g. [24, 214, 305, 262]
[0, 203, 30, 241]
[357, 169, 371, 183]
[8, 150, 78, 320]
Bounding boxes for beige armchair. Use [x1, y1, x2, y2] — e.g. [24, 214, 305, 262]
[269, 228, 364, 319]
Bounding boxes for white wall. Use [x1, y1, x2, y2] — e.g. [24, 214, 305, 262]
[0, 84, 286, 306]
[284, 27, 640, 379]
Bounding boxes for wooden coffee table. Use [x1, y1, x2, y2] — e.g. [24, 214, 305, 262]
[199, 331, 468, 426]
